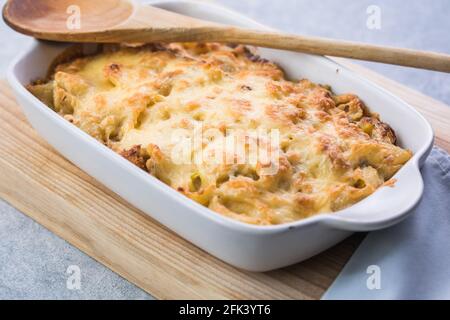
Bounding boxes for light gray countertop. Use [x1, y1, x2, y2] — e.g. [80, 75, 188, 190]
[1, 0, 449, 299]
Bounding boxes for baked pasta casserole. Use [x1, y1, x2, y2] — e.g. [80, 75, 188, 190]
[28, 43, 412, 225]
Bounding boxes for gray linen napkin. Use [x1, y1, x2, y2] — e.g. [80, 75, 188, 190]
[323, 147, 450, 300]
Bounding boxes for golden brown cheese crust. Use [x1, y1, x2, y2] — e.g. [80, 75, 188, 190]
[28, 43, 412, 225]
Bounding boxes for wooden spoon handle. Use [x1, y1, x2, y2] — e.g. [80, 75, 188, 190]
[219, 28, 450, 73]
[102, 25, 450, 73]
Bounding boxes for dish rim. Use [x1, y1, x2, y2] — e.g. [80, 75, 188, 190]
[7, 0, 434, 235]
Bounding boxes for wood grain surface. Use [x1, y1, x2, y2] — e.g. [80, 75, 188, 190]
[0, 60, 449, 299]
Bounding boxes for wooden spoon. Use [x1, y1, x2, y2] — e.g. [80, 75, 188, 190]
[3, 0, 450, 73]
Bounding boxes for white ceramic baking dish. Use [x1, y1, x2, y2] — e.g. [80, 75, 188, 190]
[7, 0, 434, 271]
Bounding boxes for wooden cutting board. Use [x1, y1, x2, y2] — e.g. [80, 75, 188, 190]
[1, 59, 450, 300]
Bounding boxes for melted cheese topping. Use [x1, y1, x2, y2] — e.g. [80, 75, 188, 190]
[28, 43, 412, 225]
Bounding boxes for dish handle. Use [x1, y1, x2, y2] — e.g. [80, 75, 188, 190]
[320, 162, 424, 232]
